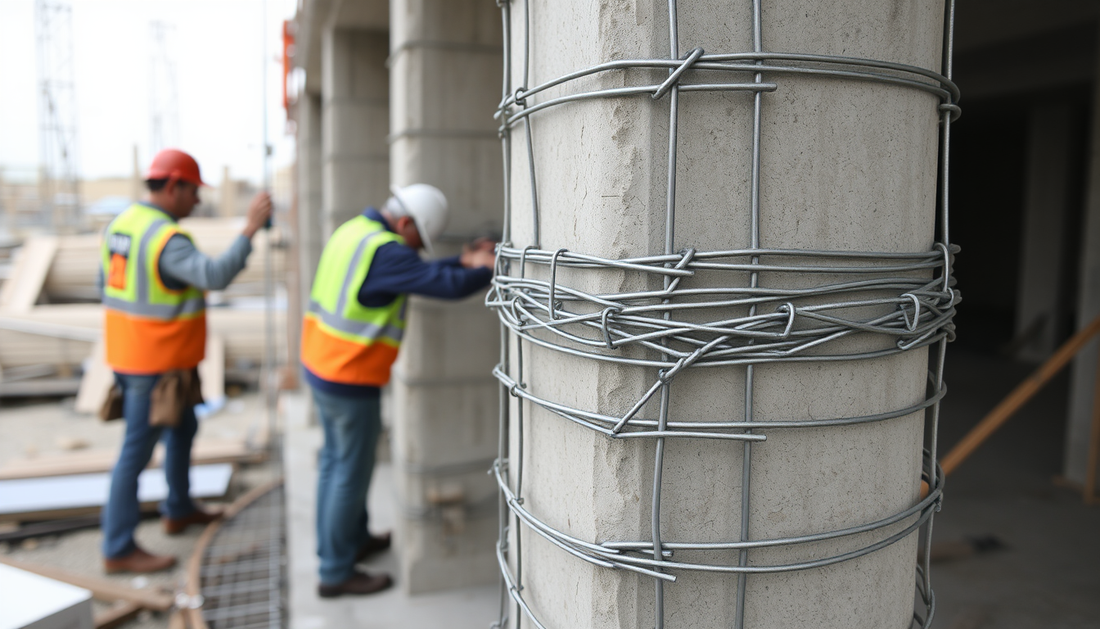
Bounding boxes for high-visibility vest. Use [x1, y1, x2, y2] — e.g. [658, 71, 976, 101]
[301, 216, 407, 387]
[100, 204, 206, 373]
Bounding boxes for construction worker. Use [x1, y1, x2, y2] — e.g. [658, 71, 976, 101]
[301, 184, 495, 597]
[99, 148, 272, 574]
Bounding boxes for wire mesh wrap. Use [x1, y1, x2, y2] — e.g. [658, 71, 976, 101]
[489, 1, 958, 628]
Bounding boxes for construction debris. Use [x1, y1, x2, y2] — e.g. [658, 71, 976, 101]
[0, 463, 234, 522]
[0, 560, 94, 628]
[0, 555, 174, 612]
[0, 515, 106, 545]
[0, 439, 265, 481]
[0, 235, 58, 311]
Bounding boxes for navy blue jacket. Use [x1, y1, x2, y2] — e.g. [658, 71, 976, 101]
[304, 208, 493, 397]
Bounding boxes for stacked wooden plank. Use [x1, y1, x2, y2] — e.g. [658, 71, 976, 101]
[0, 304, 286, 369]
[41, 218, 285, 302]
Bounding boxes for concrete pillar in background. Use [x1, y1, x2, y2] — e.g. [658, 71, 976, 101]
[1015, 104, 1073, 361]
[296, 92, 325, 320]
[321, 27, 389, 240]
[1064, 25, 1100, 488]
[388, 0, 503, 594]
[501, 1, 945, 627]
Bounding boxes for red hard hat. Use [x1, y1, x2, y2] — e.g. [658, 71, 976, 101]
[145, 149, 206, 186]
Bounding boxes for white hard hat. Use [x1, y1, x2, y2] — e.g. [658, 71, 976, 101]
[387, 183, 448, 255]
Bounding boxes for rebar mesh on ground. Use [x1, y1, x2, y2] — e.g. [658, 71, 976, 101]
[195, 485, 287, 629]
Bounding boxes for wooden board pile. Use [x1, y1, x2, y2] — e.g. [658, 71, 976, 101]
[40, 218, 285, 302]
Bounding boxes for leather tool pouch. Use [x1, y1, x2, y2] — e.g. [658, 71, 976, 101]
[150, 368, 204, 428]
[99, 384, 124, 422]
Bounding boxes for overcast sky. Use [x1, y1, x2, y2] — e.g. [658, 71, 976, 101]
[0, 0, 297, 185]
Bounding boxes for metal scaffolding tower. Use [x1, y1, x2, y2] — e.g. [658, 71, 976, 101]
[150, 20, 179, 153]
[34, 0, 81, 232]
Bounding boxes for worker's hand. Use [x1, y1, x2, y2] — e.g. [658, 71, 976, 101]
[243, 192, 274, 238]
[461, 238, 497, 270]
[465, 237, 497, 254]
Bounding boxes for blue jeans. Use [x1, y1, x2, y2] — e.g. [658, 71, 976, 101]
[101, 372, 199, 559]
[311, 386, 382, 585]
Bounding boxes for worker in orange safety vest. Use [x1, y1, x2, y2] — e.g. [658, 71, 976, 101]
[99, 149, 272, 574]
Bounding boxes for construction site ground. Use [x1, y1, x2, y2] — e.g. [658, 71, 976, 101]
[1, 346, 1098, 629]
[0, 391, 279, 628]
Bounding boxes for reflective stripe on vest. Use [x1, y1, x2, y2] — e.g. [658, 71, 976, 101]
[301, 216, 407, 386]
[101, 204, 207, 373]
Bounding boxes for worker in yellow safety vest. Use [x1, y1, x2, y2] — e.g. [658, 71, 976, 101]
[99, 149, 272, 574]
[302, 184, 495, 597]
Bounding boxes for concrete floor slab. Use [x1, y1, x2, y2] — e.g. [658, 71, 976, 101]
[283, 402, 498, 629]
[929, 347, 1100, 629]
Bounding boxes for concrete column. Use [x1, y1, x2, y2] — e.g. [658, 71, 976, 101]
[388, 0, 503, 594]
[296, 92, 325, 316]
[1015, 104, 1073, 361]
[1064, 26, 1100, 487]
[321, 27, 389, 240]
[501, 1, 944, 628]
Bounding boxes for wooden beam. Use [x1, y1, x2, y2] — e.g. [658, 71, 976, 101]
[0, 377, 81, 397]
[74, 339, 111, 415]
[941, 313, 1100, 476]
[0, 440, 263, 481]
[0, 556, 174, 611]
[0, 236, 58, 312]
[94, 601, 142, 629]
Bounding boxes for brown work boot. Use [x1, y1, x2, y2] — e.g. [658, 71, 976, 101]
[355, 532, 392, 563]
[104, 546, 177, 574]
[317, 570, 393, 598]
[163, 505, 224, 535]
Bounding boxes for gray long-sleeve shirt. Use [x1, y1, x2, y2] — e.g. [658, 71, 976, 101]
[97, 203, 253, 294]
[158, 233, 252, 291]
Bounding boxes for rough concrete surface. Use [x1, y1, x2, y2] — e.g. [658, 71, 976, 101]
[387, 0, 504, 593]
[500, 0, 945, 626]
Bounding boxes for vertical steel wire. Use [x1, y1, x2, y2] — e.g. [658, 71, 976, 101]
[735, 2, 766, 626]
[496, 3, 515, 627]
[649, 1, 683, 625]
[920, 0, 958, 622]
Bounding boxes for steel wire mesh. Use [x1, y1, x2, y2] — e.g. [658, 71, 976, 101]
[196, 486, 287, 629]
[489, 1, 959, 628]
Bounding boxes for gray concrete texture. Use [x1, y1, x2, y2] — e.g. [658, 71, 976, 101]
[389, 0, 504, 237]
[388, 0, 504, 594]
[502, 0, 945, 627]
[1015, 105, 1073, 362]
[297, 92, 325, 306]
[322, 28, 390, 239]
